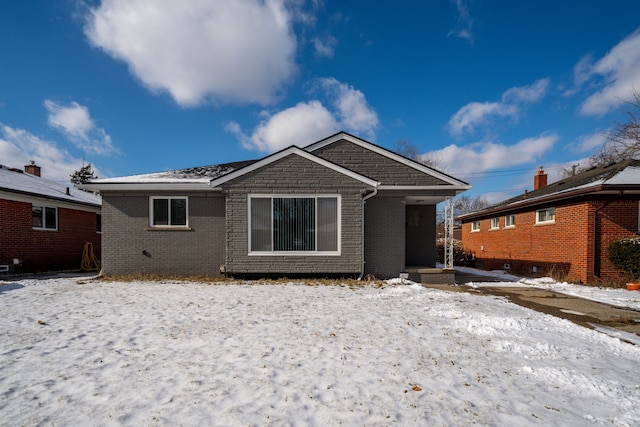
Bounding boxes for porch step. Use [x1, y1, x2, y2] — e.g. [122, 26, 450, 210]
[404, 267, 455, 285]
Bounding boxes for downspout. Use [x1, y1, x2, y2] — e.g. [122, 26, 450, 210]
[358, 186, 378, 280]
[592, 190, 624, 279]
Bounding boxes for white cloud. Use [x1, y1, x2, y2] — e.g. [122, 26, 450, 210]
[84, 0, 297, 106]
[448, 79, 550, 136]
[0, 124, 101, 183]
[568, 131, 609, 154]
[315, 78, 379, 137]
[424, 133, 558, 175]
[580, 28, 640, 115]
[228, 78, 379, 152]
[226, 101, 339, 152]
[313, 36, 337, 58]
[448, 0, 473, 44]
[44, 100, 117, 156]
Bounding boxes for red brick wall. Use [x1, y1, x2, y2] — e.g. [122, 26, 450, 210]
[0, 198, 101, 273]
[461, 198, 639, 284]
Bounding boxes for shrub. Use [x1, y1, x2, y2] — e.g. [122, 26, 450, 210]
[436, 238, 475, 266]
[607, 237, 640, 281]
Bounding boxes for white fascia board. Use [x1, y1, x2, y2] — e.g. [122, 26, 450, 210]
[79, 182, 216, 192]
[378, 185, 471, 192]
[305, 132, 469, 187]
[209, 146, 379, 188]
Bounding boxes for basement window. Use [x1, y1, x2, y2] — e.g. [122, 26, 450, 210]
[32, 205, 57, 230]
[536, 207, 556, 224]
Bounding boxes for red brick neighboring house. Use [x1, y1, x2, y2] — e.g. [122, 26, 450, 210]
[458, 159, 640, 284]
[0, 163, 101, 274]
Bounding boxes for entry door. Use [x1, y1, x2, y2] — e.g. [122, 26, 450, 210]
[405, 205, 435, 266]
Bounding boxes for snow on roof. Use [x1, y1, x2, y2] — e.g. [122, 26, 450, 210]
[459, 159, 640, 219]
[0, 166, 101, 206]
[87, 160, 257, 185]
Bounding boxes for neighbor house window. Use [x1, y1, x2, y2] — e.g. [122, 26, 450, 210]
[471, 221, 480, 232]
[150, 197, 188, 227]
[505, 214, 515, 228]
[32, 205, 57, 230]
[490, 217, 500, 229]
[249, 195, 340, 254]
[536, 207, 555, 224]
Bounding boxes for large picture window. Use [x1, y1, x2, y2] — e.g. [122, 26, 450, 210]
[150, 197, 188, 227]
[32, 205, 57, 230]
[249, 195, 340, 254]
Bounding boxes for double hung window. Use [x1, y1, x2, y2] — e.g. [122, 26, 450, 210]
[471, 221, 480, 232]
[32, 205, 57, 230]
[250, 195, 339, 254]
[150, 197, 188, 227]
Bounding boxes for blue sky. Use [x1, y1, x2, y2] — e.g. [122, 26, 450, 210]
[1, 1, 639, 202]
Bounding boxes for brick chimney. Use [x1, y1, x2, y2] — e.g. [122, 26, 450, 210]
[533, 166, 547, 190]
[24, 161, 41, 177]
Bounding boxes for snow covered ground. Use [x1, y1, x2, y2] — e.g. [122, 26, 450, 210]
[1, 274, 640, 426]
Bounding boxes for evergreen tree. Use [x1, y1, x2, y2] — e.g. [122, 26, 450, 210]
[70, 163, 97, 185]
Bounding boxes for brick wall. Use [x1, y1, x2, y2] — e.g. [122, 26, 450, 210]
[100, 192, 225, 276]
[223, 154, 372, 276]
[461, 197, 639, 284]
[0, 198, 101, 273]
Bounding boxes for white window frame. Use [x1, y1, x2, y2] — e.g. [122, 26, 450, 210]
[505, 214, 515, 228]
[471, 221, 480, 232]
[32, 205, 57, 231]
[149, 196, 189, 228]
[248, 194, 341, 256]
[536, 207, 556, 225]
[490, 217, 500, 230]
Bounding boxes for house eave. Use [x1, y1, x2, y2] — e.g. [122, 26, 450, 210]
[457, 184, 640, 221]
[79, 182, 218, 192]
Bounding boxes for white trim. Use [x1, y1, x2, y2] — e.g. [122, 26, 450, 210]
[80, 182, 214, 192]
[210, 146, 379, 188]
[149, 196, 189, 228]
[248, 194, 342, 256]
[305, 132, 470, 188]
[377, 185, 470, 191]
